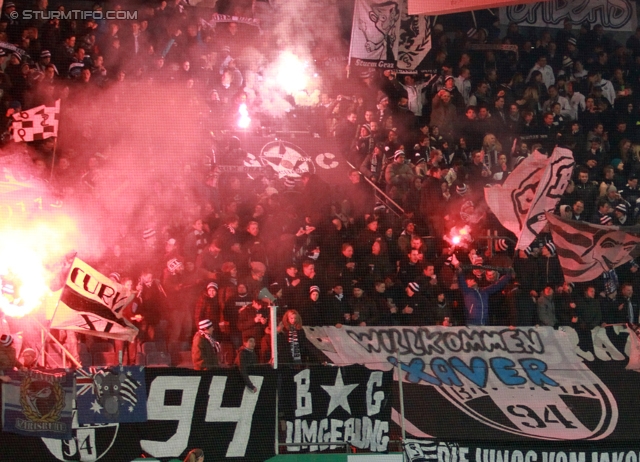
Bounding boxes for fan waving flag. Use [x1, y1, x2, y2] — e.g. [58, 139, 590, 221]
[485, 147, 574, 250]
[546, 212, 640, 283]
[11, 100, 60, 142]
[47, 257, 138, 342]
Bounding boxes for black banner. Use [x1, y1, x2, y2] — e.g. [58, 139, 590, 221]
[215, 134, 352, 186]
[279, 365, 393, 453]
[1, 366, 277, 461]
[404, 438, 640, 462]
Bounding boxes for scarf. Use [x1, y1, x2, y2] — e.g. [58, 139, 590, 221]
[201, 331, 221, 352]
[288, 329, 301, 362]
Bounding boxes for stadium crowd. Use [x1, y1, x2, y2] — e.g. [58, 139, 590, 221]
[1, 0, 640, 370]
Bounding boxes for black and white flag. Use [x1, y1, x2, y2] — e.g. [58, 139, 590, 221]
[48, 258, 138, 342]
[485, 147, 574, 250]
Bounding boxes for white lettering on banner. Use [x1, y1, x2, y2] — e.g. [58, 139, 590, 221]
[286, 417, 389, 452]
[366, 371, 384, 416]
[205, 375, 263, 457]
[140, 376, 201, 457]
[404, 440, 640, 462]
[501, 0, 637, 31]
[41, 408, 119, 462]
[294, 369, 313, 417]
[315, 153, 339, 169]
[306, 326, 619, 441]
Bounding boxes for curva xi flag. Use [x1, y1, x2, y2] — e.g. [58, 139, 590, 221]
[48, 258, 138, 342]
[546, 212, 640, 283]
[485, 147, 574, 250]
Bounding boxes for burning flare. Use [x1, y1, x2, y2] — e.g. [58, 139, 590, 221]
[0, 218, 77, 318]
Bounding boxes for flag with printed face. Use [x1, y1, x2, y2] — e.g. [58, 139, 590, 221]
[11, 100, 60, 142]
[76, 366, 147, 424]
[350, 0, 432, 71]
[2, 369, 74, 439]
[485, 151, 548, 236]
[485, 147, 574, 250]
[517, 146, 574, 249]
[546, 212, 640, 283]
[48, 257, 138, 342]
[350, 0, 401, 66]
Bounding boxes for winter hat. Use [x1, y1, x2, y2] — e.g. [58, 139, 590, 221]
[445, 75, 454, 83]
[206, 282, 219, 291]
[616, 203, 628, 214]
[11, 52, 21, 62]
[394, 149, 405, 159]
[0, 334, 13, 347]
[374, 203, 386, 213]
[562, 56, 573, 68]
[456, 183, 468, 196]
[544, 241, 556, 256]
[408, 282, 420, 292]
[600, 214, 612, 225]
[143, 228, 156, 240]
[199, 319, 213, 330]
[108, 272, 121, 283]
[568, 37, 577, 46]
[41, 50, 52, 58]
[309, 285, 320, 294]
[495, 239, 508, 252]
[284, 177, 296, 189]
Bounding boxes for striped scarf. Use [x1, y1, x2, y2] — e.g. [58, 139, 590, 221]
[201, 331, 221, 352]
[288, 329, 301, 362]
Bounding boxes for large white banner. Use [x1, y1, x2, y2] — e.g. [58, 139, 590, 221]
[500, 0, 638, 32]
[349, 0, 432, 71]
[305, 325, 619, 441]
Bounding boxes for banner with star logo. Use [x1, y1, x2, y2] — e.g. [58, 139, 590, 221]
[278, 365, 393, 453]
[75, 366, 147, 425]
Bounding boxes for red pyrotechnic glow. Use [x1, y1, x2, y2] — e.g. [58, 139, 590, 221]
[0, 218, 77, 318]
[445, 225, 473, 248]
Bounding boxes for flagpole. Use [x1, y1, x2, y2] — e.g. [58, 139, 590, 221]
[31, 315, 82, 368]
[49, 136, 58, 182]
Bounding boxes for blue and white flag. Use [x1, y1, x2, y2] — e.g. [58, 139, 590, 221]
[76, 366, 147, 425]
[2, 369, 74, 439]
